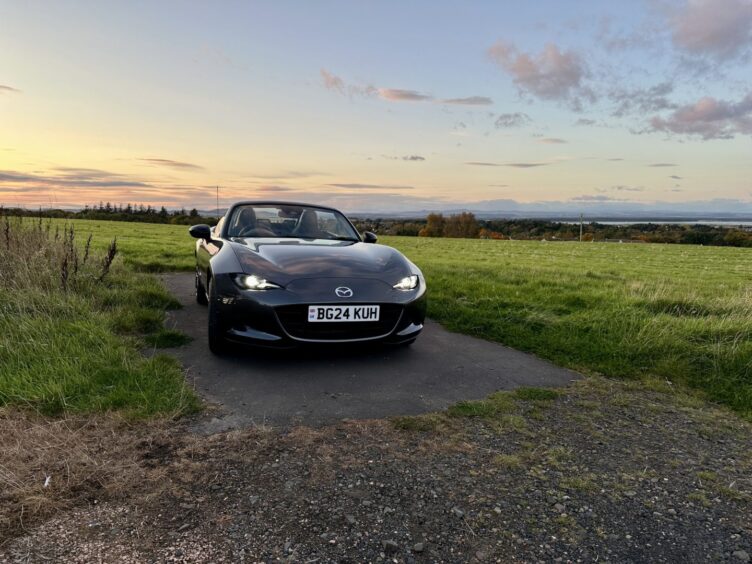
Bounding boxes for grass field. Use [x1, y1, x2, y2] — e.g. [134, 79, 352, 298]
[0, 217, 198, 417]
[27, 218, 752, 417]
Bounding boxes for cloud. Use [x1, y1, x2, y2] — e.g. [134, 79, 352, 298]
[574, 118, 596, 126]
[381, 155, 426, 161]
[611, 185, 645, 192]
[139, 158, 204, 170]
[377, 88, 432, 102]
[0, 167, 217, 207]
[607, 158, 625, 161]
[320, 69, 346, 95]
[648, 163, 677, 167]
[648, 92, 752, 139]
[505, 162, 549, 168]
[440, 96, 493, 106]
[320, 69, 377, 98]
[669, 175, 683, 180]
[670, 0, 752, 61]
[326, 183, 414, 190]
[494, 112, 531, 128]
[488, 184, 509, 187]
[610, 82, 677, 117]
[571, 194, 620, 202]
[249, 170, 328, 180]
[320, 69, 488, 107]
[254, 185, 293, 192]
[465, 161, 548, 168]
[488, 41, 595, 110]
[0, 85, 20, 94]
[538, 137, 567, 144]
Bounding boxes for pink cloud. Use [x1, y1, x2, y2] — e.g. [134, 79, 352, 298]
[488, 41, 595, 110]
[377, 88, 432, 102]
[649, 92, 752, 139]
[671, 0, 752, 60]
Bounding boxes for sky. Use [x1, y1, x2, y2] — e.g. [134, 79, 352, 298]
[1, 0, 751, 214]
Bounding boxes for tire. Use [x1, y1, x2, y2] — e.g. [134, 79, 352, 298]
[195, 270, 208, 305]
[207, 277, 228, 354]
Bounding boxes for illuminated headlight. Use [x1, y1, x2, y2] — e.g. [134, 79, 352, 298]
[237, 274, 281, 290]
[393, 275, 419, 291]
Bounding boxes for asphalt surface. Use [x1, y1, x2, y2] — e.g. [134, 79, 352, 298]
[161, 273, 579, 429]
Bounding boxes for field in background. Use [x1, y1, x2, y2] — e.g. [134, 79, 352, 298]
[46, 218, 752, 416]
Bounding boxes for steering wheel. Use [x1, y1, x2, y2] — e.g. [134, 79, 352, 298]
[238, 226, 275, 237]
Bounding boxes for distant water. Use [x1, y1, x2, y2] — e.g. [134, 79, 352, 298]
[566, 220, 752, 227]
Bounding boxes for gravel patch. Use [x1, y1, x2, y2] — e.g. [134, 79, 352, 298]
[2, 378, 751, 562]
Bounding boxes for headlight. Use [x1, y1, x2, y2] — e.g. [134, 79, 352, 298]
[237, 274, 281, 290]
[393, 275, 419, 291]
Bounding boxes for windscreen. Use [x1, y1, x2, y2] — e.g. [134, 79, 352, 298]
[226, 204, 360, 241]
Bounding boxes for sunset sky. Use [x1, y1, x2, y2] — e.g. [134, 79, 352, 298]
[1, 1, 751, 213]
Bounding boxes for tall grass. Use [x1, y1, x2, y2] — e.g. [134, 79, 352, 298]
[0, 216, 198, 417]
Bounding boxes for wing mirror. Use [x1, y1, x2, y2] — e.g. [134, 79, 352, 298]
[363, 231, 378, 244]
[189, 224, 212, 241]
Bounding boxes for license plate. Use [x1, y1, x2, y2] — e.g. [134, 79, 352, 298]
[307, 305, 380, 322]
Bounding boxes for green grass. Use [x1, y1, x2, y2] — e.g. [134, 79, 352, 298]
[0, 218, 198, 418]
[34, 219, 752, 416]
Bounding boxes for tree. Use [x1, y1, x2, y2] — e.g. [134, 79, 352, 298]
[419, 213, 445, 237]
[444, 212, 479, 238]
[189, 208, 199, 217]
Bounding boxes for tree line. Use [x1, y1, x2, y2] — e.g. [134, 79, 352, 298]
[1, 203, 216, 225]
[352, 214, 752, 248]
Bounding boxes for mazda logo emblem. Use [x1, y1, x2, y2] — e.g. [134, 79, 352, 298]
[335, 286, 353, 298]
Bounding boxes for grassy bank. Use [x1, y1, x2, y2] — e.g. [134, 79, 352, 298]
[0, 217, 198, 417]
[30, 218, 752, 416]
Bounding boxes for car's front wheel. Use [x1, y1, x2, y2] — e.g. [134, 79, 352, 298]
[207, 277, 228, 354]
[195, 269, 208, 305]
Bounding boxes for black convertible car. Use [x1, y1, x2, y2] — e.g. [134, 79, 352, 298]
[189, 201, 426, 353]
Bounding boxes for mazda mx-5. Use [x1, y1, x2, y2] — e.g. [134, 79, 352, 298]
[189, 202, 426, 353]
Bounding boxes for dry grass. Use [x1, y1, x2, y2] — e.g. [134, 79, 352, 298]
[0, 408, 175, 544]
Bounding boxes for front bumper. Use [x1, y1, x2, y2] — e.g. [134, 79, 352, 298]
[212, 275, 427, 347]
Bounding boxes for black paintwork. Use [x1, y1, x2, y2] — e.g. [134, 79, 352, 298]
[190, 201, 426, 348]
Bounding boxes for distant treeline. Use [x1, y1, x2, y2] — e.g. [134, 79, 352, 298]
[353, 213, 752, 248]
[3, 206, 751, 247]
[1, 203, 216, 226]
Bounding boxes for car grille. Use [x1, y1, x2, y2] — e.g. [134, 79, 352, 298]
[275, 304, 403, 341]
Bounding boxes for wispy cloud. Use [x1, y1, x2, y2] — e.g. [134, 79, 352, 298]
[494, 112, 531, 128]
[382, 154, 426, 161]
[648, 163, 677, 167]
[0, 85, 20, 94]
[610, 82, 677, 117]
[139, 158, 204, 170]
[574, 118, 596, 126]
[611, 185, 645, 192]
[538, 137, 567, 144]
[326, 182, 414, 190]
[506, 162, 549, 168]
[440, 96, 493, 106]
[669, 175, 683, 180]
[321, 69, 490, 106]
[465, 161, 501, 167]
[377, 88, 432, 102]
[320, 69, 377, 98]
[488, 41, 595, 110]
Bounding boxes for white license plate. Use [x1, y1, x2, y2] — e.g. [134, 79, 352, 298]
[307, 305, 380, 322]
